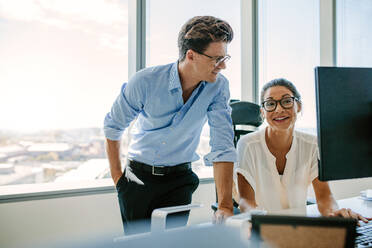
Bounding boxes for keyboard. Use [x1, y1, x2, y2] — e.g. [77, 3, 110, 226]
[355, 222, 372, 247]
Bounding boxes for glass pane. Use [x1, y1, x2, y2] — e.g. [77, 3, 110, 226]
[337, 0, 372, 67]
[258, 0, 319, 132]
[146, 0, 241, 99]
[146, 0, 241, 178]
[0, 0, 129, 186]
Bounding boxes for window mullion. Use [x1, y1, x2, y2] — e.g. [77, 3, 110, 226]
[241, 0, 258, 103]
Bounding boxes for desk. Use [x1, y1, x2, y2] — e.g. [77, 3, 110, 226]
[270, 196, 372, 218]
[227, 196, 372, 230]
[308, 197, 372, 217]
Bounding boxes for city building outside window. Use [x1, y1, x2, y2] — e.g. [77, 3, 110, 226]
[0, 0, 129, 187]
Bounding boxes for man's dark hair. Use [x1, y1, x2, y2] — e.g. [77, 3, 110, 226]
[260, 78, 302, 105]
[178, 16, 234, 61]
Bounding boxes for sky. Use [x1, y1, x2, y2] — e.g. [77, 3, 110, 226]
[0, 0, 242, 131]
[258, 0, 319, 129]
[2, 0, 364, 131]
[0, 0, 129, 131]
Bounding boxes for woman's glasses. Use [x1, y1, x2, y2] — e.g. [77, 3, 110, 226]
[261, 96, 299, 112]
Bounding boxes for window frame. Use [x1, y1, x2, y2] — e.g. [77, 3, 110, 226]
[0, 0, 338, 201]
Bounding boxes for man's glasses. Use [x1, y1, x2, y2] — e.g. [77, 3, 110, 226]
[198, 52, 231, 67]
[261, 96, 299, 112]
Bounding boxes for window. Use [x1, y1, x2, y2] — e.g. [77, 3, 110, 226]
[0, 1, 129, 186]
[146, 0, 241, 178]
[337, 0, 372, 67]
[258, 0, 319, 132]
[146, 0, 241, 99]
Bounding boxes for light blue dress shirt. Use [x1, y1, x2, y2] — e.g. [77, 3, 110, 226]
[104, 62, 237, 166]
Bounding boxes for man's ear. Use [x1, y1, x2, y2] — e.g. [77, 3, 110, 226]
[186, 49, 195, 61]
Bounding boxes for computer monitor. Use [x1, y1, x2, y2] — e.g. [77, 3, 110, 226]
[251, 214, 357, 248]
[315, 67, 372, 181]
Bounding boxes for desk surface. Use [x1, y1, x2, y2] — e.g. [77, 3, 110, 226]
[270, 196, 372, 218]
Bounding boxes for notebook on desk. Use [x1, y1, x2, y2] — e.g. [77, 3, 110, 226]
[251, 215, 357, 248]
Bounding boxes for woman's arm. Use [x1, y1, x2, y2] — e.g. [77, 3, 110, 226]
[237, 173, 258, 212]
[312, 178, 338, 215]
[312, 178, 370, 223]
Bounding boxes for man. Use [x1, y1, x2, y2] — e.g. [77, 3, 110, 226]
[104, 16, 236, 235]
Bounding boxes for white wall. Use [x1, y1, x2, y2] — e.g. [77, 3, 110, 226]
[0, 193, 122, 248]
[307, 177, 372, 200]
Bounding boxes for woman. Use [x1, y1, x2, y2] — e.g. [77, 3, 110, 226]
[234, 78, 370, 222]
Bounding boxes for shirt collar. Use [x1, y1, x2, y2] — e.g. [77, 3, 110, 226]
[169, 61, 182, 91]
[168, 61, 207, 91]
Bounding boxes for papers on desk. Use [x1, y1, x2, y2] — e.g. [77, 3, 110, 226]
[360, 189, 372, 201]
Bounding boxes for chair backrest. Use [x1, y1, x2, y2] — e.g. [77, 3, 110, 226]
[230, 101, 263, 147]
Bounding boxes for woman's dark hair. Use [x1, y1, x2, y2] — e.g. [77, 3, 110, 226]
[260, 78, 302, 105]
[178, 16, 234, 61]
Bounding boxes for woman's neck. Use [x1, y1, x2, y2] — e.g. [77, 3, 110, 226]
[265, 127, 294, 154]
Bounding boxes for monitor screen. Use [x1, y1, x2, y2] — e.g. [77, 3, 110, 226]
[315, 67, 372, 181]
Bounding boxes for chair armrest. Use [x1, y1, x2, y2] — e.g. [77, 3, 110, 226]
[151, 203, 203, 233]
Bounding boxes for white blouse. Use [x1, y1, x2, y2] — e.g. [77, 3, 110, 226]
[234, 128, 319, 211]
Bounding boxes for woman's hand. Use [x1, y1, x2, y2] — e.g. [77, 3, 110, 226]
[328, 208, 372, 224]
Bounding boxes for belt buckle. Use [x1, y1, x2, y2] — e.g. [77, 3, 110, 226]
[152, 166, 164, 176]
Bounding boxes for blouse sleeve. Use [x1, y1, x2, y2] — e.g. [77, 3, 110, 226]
[310, 145, 319, 182]
[234, 137, 257, 192]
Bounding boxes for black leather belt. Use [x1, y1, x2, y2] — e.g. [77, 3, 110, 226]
[128, 160, 191, 176]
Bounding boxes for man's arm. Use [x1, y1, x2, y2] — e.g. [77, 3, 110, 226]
[205, 80, 237, 222]
[213, 161, 234, 223]
[104, 78, 146, 185]
[106, 138, 123, 185]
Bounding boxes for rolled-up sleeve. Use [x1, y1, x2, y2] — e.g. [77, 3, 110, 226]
[104, 75, 146, 141]
[234, 138, 256, 192]
[203, 80, 237, 166]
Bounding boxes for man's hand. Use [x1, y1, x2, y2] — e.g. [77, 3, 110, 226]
[213, 208, 233, 224]
[113, 172, 123, 186]
[213, 162, 234, 223]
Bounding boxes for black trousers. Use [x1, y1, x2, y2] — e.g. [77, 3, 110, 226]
[116, 161, 199, 235]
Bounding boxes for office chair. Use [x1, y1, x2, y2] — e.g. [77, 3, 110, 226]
[229, 101, 263, 147]
[211, 100, 263, 214]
